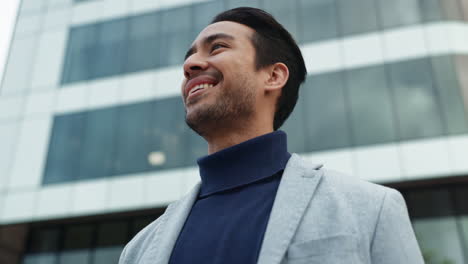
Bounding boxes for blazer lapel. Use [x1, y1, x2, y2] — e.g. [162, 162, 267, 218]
[257, 154, 323, 264]
[148, 182, 201, 264]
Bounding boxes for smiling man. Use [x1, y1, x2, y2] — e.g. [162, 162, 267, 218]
[119, 7, 424, 264]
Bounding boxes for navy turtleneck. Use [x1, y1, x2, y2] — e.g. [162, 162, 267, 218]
[169, 131, 291, 264]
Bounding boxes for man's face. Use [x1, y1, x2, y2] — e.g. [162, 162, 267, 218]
[181, 21, 261, 136]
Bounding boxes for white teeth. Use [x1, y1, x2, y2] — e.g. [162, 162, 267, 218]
[190, 83, 214, 94]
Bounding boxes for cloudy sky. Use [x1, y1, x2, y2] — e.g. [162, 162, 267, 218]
[0, 0, 20, 83]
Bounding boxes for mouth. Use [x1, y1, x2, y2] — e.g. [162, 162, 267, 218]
[188, 83, 215, 98]
[185, 75, 221, 102]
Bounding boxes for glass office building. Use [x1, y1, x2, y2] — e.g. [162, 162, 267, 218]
[0, 0, 468, 263]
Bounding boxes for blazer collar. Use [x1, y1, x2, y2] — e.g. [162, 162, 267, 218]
[257, 153, 324, 264]
[149, 182, 201, 264]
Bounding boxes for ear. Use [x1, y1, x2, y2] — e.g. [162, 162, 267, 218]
[264, 62, 289, 93]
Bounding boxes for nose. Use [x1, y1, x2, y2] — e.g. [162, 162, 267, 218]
[183, 53, 209, 79]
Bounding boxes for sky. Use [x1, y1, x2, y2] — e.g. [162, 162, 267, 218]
[0, 0, 20, 84]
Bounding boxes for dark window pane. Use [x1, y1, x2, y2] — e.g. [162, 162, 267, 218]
[377, 0, 421, 28]
[149, 98, 187, 169]
[78, 108, 117, 180]
[302, 72, 351, 151]
[439, 0, 465, 21]
[61, 25, 98, 84]
[431, 55, 468, 135]
[225, 0, 262, 9]
[346, 65, 397, 145]
[454, 186, 468, 215]
[420, 0, 444, 21]
[193, 1, 225, 36]
[264, 0, 299, 40]
[43, 113, 86, 184]
[22, 253, 57, 264]
[184, 126, 208, 165]
[96, 221, 128, 247]
[58, 250, 90, 264]
[92, 246, 123, 264]
[28, 228, 60, 253]
[387, 58, 445, 140]
[413, 217, 465, 264]
[63, 225, 93, 250]
[406, 189, 454, 219]
[132, 216, 156, 237]
[126, 13, 160, 73]
[298, 0, 339, 42]
[337, 0, 379, 36]
[159, 7, 193, 66]
[114, 101, 154, 175]
[281, 95, 308, 153]
[92, 18, 128, 79]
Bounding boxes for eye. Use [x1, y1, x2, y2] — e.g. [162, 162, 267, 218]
[210, 43, 227, 53]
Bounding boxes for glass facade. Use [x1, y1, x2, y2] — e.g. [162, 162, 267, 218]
[44, 55, 468, 184]
[59, 0, 467, 85]
[43, 98, 204, 184]
[403, 186, 468, 264]
[21, 214, 158, 264]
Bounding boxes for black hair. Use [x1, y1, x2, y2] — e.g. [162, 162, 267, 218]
[212, 7, 307, 130]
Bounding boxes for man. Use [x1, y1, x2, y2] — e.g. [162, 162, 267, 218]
[119, 7, 424, 264]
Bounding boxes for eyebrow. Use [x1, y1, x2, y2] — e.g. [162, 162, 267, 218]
[184, 33, 235, 60]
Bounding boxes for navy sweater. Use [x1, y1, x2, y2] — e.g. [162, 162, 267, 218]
[169, 131, 291, 264]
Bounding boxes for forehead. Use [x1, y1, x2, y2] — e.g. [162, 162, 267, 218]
[193, 21, 255, 45]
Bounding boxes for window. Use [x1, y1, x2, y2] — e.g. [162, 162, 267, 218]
[346, 65, 397, 146]
[337, 0, 379, 36]
[405, 189, 466, 264]
[114, 101, 154, 175]
[93, 18, 128, 79]
[224, 0, 262, 9]
[92, 221, 128, 264]
[126, 13, 160, 73]
[22, 215, 161, 264]
[43, 113, 86, 184]
[298, 0, 339, 42]
[431, 55, 468, 135]
[58, 225, 94, 264]
[387, 58, 445, 140]
[193, 1, 225, 36]
[78, 107, 117, 180]
[377, 0, 421, 28]
[282, 95, 308, 153]
[264, 0, 299, 39]
[302, 71, 352, 151]
[159, 6, 193, 66]
[61, 25, 98, 84]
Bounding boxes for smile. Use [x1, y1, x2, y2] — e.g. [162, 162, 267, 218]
[189, 83, 214, 96]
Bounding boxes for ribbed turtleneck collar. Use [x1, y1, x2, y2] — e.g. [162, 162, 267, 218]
[197, 130, 290, 198]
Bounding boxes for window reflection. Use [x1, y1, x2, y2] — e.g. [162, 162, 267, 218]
[377, 0, 421, 28]
[22, 215, 160, 264]
[47, 55, 467, 184]
[59, 0, 465, 85]
[346, 65, 397, 146]
[388, 58, 445, 140]
[298, 0, 338, 42]
[337, 0, 379, 36]
[413, 218, 465, 264]
[302, 71, 352, 151]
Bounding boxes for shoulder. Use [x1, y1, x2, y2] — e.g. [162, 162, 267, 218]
[292, 153, 394, 202]
[293, 154, 405, 237]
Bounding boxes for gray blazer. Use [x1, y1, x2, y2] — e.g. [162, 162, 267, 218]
[119, 154, 424, 264]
